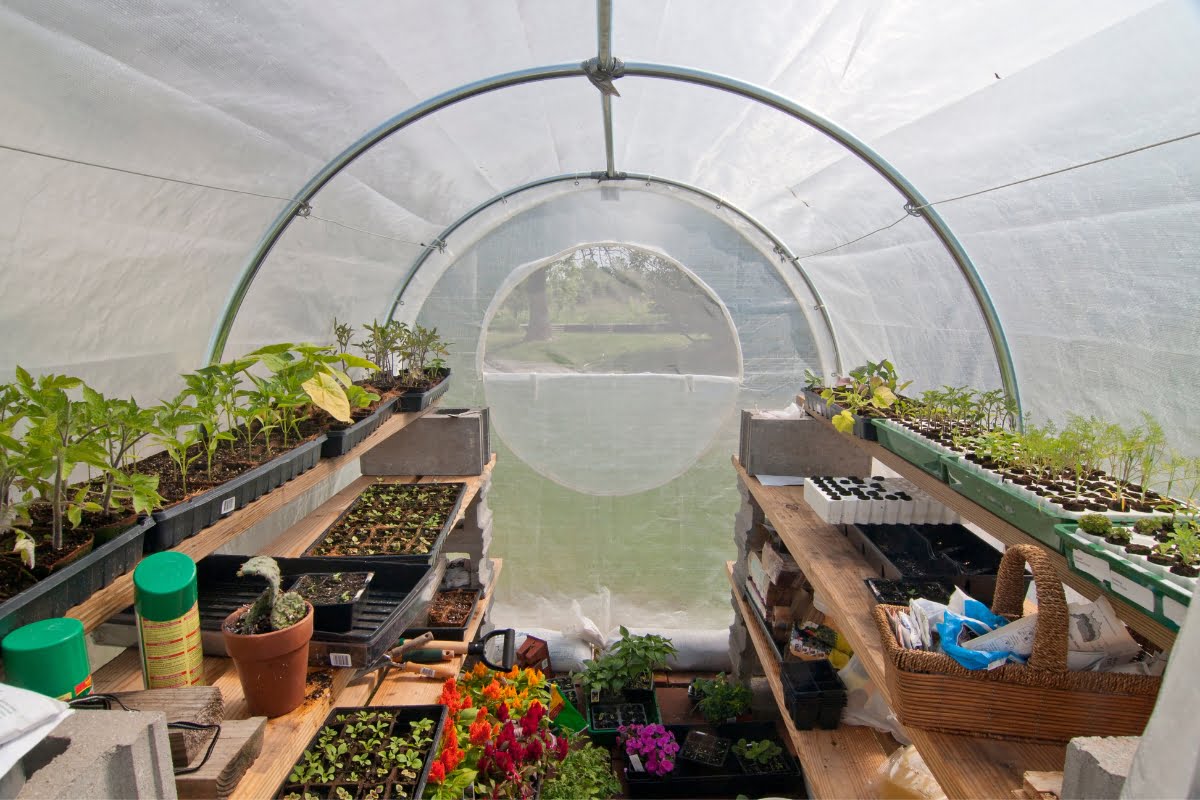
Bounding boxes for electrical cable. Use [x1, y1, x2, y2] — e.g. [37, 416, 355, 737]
[68, 693, 222, 775]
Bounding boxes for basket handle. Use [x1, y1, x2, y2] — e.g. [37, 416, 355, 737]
[988, 544, 1070, 673]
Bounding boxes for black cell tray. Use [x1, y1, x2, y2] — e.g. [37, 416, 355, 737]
[275, 704, 447, 800]
[192, 554, 442, 667]
[396, 369, 450, 413]
[865, 578, 956, 606]
[847, 522, 1008, 603]
[0, 516, 154, 641]
[624, 722, 801, 799]
[401, 587, 482, 642]
[302, 481, 467, 566]
[780, 660, 847, 731]
[320, 396, 398, 458]
[147, 435, 327, 553]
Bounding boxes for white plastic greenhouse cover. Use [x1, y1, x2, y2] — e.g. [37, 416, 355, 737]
[2, 1, 1199, 634]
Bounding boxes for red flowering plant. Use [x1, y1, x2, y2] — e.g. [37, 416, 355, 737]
[425, 666, 568, 800]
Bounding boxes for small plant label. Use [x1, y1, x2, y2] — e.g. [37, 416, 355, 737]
[220, 497, 236, 515]
[329, 653, 352, 668]
[1162, 596, 1187, 627]
[629, 754, 645, 773]
[1107, 573, 1154, 611]
[1071, 549, 1110, 582]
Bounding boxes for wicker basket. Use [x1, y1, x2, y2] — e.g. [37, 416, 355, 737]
[872, 544, 1161, 743]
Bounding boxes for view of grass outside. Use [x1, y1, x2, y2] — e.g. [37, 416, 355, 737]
[484, 245, 738, 376]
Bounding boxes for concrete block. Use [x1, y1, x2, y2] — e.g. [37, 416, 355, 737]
[738, 412, 871, 478]
[361, 408, 490, 476]
[1062, 736, 1139, 800]
[16, 710, 177, 799]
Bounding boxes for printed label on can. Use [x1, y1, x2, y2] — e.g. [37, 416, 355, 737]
[139, 602, 206, 689]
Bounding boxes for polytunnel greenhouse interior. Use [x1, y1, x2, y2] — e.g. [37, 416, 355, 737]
[1, 1, 1198, 798]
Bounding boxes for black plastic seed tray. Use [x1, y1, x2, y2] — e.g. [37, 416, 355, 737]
[275, 704, 447, 800]
[402, 587, 483, 642]
[302, 481, 467, 565]
[865, 578, 956, 606]
[780, 660, 847, 730]
[192, 554, 443, 668]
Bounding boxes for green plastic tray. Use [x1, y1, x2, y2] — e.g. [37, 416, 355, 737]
[872, 420, 955, 481]
[942, 458, 1069, 551]
[1055, 524, 1191, 632]
[586, 688, 662, 746]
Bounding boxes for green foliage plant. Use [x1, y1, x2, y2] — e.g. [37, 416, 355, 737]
[1170, 520, 1200, 568]
[1077, 514, 1113, 537]
[150, 391, 205, 496]
[1134, 517, 1166, 536]
[234, 555, 309, 634]
[542, 733, 621, 800]
[576, 626, 677, 698]
[732, 738, 782, 766]
[14, 367, 105, 550]
[691, 673, 752, 723]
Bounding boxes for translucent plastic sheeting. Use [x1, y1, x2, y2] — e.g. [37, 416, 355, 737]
[410, 188, 817, 631]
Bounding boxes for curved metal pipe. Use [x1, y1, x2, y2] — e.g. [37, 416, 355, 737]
[384, 172, 844, 376]
[620, 63, 1021, 415]
[208, 61, 1019, 415]
[205, 62, 584, 364]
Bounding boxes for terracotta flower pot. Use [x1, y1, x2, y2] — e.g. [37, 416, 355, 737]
[221, 601, 314, 718]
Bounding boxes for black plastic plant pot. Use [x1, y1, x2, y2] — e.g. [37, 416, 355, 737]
[808, 390, 879, 441]
[289, 571, 375, 632]
[624, 722, 801, 799]
[396, 368, 451, 413]
[780, 661, 847, 731]
[179, 554, 441, 668]
[275, 704, 446, 800]
[402, 587, 482, 642]
[320, 396, 399, 458]
[587, 688, 660, 746]
[147, 435, 327, 553]
[0, 516, 154, 642]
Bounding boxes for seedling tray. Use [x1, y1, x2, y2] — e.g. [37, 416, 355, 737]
[193, 554, 441, 667]
[275, 704, 446, 800]
[865, 578, 956, 606]
[873, 418, 956, 481]
[320, 396, 398, 458]
[800, 388, 878, 440]
[587, 688, 660, 746]
[624, 722, 801, 799]
[148, 435, 327, 552]
[402, 587, 482, 641]
[0, 516, 153, 641]
[397, 368, 451, 412]
[849, 523, 1009, 604]
[303, 481, 467, 565]
[289, 571, 375, 632]
[1057, 524, 1191, 632]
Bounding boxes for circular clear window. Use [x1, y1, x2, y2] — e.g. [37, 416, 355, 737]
[481, 244, 742, 496]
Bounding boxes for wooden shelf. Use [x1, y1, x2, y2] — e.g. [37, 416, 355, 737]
[727, 563, 895, 799]
[802, 412, 1175, 651]
[734, 458, 1067, 799]
[92, 554, 500, 800]
[66, 406, 438, 633]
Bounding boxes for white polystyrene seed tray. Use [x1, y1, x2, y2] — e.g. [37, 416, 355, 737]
[803, 476, 956, 526]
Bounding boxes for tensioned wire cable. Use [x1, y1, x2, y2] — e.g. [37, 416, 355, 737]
[3, 128, 1198, 258]
[792, 128, 1200, 260]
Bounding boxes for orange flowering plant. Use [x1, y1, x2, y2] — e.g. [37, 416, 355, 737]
[426, 665, 567, 800]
